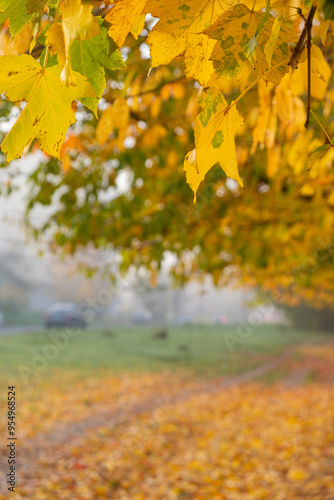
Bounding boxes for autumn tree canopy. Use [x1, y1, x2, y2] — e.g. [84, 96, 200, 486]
[0, 0, 334, 307]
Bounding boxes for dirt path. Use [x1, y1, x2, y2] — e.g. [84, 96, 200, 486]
[0, 337, 328, 496]
[20, 347, 297, 447]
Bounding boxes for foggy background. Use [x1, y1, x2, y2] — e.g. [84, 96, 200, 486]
[0, 154, 282, 328]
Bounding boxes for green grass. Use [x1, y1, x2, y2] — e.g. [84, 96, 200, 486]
[0, 324, 321, 383]
[3, 310, 44, 326]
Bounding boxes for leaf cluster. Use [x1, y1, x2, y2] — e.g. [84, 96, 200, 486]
[0, 1, 334, 306]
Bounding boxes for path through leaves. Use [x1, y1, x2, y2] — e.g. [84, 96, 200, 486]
[0, 342, 333, 499]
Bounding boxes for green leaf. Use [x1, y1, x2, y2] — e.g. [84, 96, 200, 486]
[322, 0, 334, 20]
[70, 18, 125, 115]
[0, 0, 32, 37]
[27, 0, 48, 15]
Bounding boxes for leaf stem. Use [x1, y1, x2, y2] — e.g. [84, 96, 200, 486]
[310, 110, 333, 145]
[282, 14, 300, 21]
[42, 47, 50, 70]
[230, 59, 290, 109]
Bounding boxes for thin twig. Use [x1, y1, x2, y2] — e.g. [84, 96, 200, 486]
[310, 110, 333, 145]
[304, 6, 317, 128]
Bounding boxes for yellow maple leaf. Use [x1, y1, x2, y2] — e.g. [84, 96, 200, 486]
[106, 0, 148, 47]
[147, 0, 225, 86]
[46, 0, 99, 86]
[184, 88, 244, 201]
[205, 4, 294, 84]
[107, 0, 266, 85]
[0, 55, 95, 162]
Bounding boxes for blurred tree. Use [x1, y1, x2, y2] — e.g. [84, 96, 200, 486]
[0, 1, 333, 307]
[284, 303, 334, 331]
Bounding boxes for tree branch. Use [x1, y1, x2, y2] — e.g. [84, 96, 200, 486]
[305, 6, 317, 128]
[288, 5, 317, 70]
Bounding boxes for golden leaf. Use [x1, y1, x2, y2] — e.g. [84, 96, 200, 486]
[184, 88, 244, 201]
[0, 55, 95, 162]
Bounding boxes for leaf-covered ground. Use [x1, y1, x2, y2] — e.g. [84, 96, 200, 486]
[0, 335, 333, 499]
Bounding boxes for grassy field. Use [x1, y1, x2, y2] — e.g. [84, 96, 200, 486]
[0, 324, 323, 382]
[0, 325, 333, 499]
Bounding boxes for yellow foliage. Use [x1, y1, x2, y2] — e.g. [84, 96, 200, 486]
[265, 13, 282, 69]
[147, 0, 224, 85]
[205, 4, 294, 84]
[5, 347, 334, 500]
[0, 24, 32, 55]
[96, 97, 129, 146]
[141, 123, 167, 148]
[299, 183, 315, 198]
[0, 55, 94, 162]
[267, 145, 280, 178]
[328, 190, 334, 207]
[284, 46, 332, 101]
[251, 80, 275, 154]
[150, 96, 161, 119]
[106, 0, 148, 47]
[130, 13, 146, 40]
[185, 88, 243, 200]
